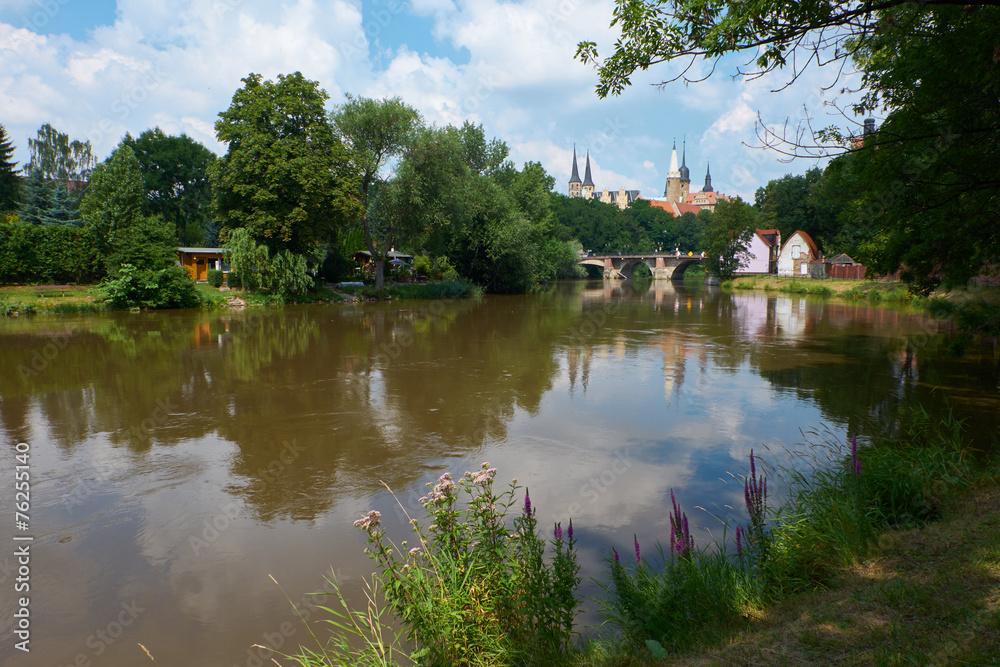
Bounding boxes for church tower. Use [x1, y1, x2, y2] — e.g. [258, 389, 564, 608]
[581, 151, 595, 199]
[568, 145, 582, 198]
[679, 140, 691, 201]
[664, 141, 682, 202]
[701, 162, 714, 193]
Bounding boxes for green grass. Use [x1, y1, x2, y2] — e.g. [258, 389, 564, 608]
[840, 282, 920, 304]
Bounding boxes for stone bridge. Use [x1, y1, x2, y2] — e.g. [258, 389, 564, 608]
[579, 254, 704, 280]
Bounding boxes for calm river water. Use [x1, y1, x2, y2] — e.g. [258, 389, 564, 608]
[1, 281, 998, 666]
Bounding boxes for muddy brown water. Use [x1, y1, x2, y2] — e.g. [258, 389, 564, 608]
[1, 281, 997, 666]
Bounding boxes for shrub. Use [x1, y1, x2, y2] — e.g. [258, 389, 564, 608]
[354, 465, 581, 666]
[207, 269, 224, 287]
[96, 264, 202, 310]
[226, 271, 242, 289]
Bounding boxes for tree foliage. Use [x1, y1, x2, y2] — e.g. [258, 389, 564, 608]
[0, 123, 19, 212]
[0, 223, 101, 284]
[81, 145, 176, 275]
[212, 72, 361, 263]
[16, 172, 82, 226]
[27, 123, 96, 182]
[121, 128, 216, 246]
[331, 95, 423, 290]
[224, 227, 312, 296]
[702, 197, 757, 280]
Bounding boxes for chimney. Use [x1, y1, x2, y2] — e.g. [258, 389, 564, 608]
[863, 118, 876, 136]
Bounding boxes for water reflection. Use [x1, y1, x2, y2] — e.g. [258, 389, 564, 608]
[0, 284, 997, 666]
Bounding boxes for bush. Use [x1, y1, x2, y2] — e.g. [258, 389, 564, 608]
[96, 264, 202, 310]
[207, 269, 224, 287]
[226, 271, 242, 289]
[354, 465, 580, 666]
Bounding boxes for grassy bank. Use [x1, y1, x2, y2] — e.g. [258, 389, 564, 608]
[0, 284, 106, 315]
[273, 412, 999, 667]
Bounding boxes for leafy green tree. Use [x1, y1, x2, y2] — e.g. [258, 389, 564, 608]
[81, 145, 176, 274]
[395, 123, 557, 293]
[212, 72, 361, 266]
[331, 95, 423, 291]
[754, 168, 837, 253]
[0, 124, 19, 212]
[702, 197, 757, 279]
[121, 128, 216, 246]
[27, 123, 96, 183]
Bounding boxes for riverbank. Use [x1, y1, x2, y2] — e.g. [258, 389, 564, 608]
[0, 279, 483, 315]
[654, 481, 1000, 666]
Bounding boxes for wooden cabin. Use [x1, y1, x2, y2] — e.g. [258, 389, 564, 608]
[177, 247, 229, 281]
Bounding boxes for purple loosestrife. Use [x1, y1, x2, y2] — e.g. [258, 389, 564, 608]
[745, 449, 766, 526]
[670, 489, 694, 558]
[634, 534, 641, 565]
[613, 547, 620, 563]
[554, 523, 563, 540]
[849, 436, 863, 474]
[736, 525, 743, 556]
[568, 519, 573, 541]
[524, 489, 533, 517]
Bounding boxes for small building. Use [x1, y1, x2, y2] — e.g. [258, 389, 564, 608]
[826, 253, 867, 280]
[777, 230, 820, 277]
[736, 229, 781, 275]
[177, 247, 229, 281]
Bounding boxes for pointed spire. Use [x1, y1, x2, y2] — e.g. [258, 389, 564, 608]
[569, 144, 581, 184]
[702, 161, 714, 192]
[679, 139, 690, 181]
[667, 140, 680, 177]
[582, 151, 595, 188]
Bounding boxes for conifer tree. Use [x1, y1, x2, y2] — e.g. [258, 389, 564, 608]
[0, 123, 19, 212]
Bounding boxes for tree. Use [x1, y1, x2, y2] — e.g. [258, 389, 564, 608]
[702, 198, 757, 280]
[0, 124, 19, 212]
[225, 227, 312, 296]
[82, 145, 176, 274]
[754, 168, 838, 253]
[27, 123, 96, 183]
[17, 171, 83, 226]
[331, 95, 422, 291]
[212, 72, 361, 267]
[121, 128, 217, 246]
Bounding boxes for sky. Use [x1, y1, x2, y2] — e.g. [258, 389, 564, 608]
[0, 0, 865, 202]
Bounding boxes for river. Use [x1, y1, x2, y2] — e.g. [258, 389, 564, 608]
[1, 280, 997, 666]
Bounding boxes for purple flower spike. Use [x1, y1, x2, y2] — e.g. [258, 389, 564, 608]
[523, 490, 532, 517]
[568, 519, 573, 541]
[750, 450, 756, 478]
[613, 547, 620, 563]
[634, 534, 641, 565]
[554, 523, 563, 540]
[736, 525, 742, 556]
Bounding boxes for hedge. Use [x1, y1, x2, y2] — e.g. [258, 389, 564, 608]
[0, 223, 102, 284]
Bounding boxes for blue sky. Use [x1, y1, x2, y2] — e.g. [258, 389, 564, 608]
[0, 0, 864, 201]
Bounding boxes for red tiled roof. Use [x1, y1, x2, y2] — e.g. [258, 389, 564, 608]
[780, 230, 819, 259]
[645, 199, 702, 217]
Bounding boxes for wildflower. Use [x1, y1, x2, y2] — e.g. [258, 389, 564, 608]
[408, 547, 421, 557]
[634, 534, 641, 565]
[524, 489, 533, 517]
[613, 547, 620, 564]
[353, 510, 381, 532]
[472, 467, 498, 486]
[554, 523, 563, 540]
[568, 519, 573, 541]
[735, 525, 742, 556]
[849, 435, 863, 474]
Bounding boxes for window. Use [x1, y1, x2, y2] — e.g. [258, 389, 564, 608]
[792, 245, 801, 259]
